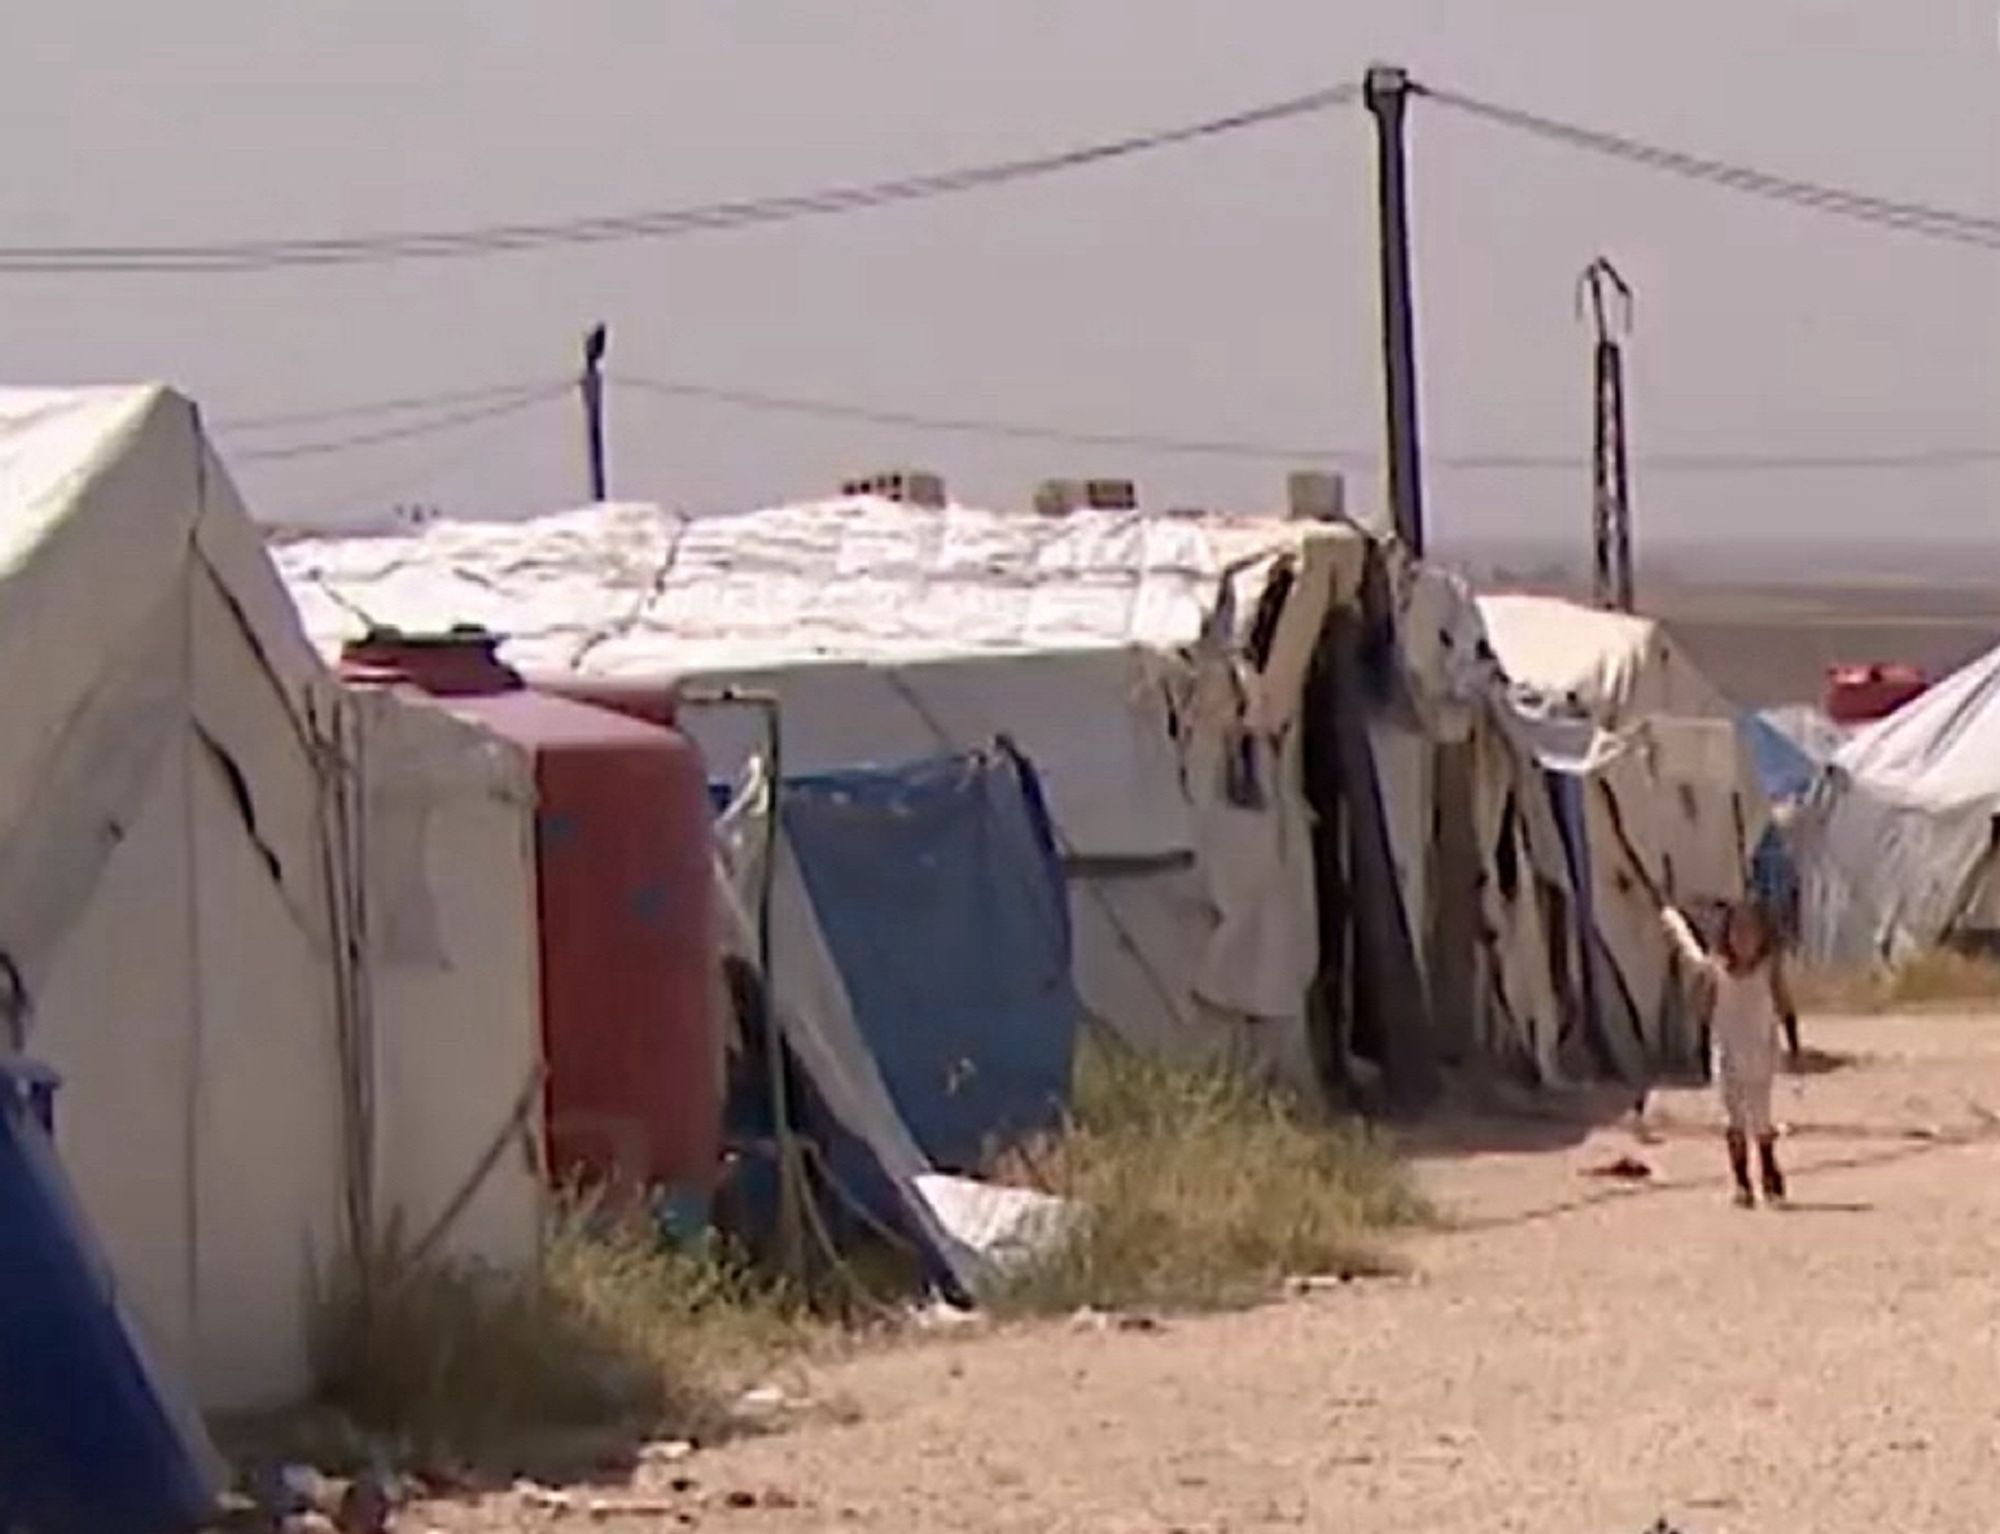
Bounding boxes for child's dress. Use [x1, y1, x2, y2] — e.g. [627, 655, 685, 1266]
[1661, 908, 1782, 1135]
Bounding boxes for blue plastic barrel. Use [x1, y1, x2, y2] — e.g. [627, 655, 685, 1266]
[0, 1057, 223, 1533]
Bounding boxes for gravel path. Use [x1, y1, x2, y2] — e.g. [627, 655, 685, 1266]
[419, 1011, 2000, 1533]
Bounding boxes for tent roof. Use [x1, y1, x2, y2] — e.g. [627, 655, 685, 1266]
[273, 499, 1368, 675]
[1834, 640, 2000, 810]
[1475, 592, 1734, 728]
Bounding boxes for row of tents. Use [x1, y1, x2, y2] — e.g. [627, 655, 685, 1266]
[4, 383, 1799, 1451]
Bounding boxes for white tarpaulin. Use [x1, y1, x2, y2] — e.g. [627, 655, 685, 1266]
[1476, 594, 1736, 729]
[1802, 642, 2000, 961]
[277, 501, 1369, 1087]
[0, 387, 543, 1411]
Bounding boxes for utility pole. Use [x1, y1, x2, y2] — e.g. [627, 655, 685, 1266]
[580, 323, 610, 503]
[1364, 64, 1426, 557]
[1578, 259, 1634, 611]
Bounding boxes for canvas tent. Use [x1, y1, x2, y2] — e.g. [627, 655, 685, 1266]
[1798, 641, 2000, 962]
[0, 387, 543, 1411]
[280, 497, 1631, 1112]
[279, 498, 1371, 1100]
[1478, 594, 1769, 1074]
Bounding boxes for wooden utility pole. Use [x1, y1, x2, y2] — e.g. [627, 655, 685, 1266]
[1364, 64, 1426, 557]
[1579, 259, 1635, 611]
[580, 323, 610, 502]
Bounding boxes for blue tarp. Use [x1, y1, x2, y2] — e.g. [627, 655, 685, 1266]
[1741, 710, 1819, 806]
[0, 1061, 220, 1534]
[779, 746, 1077, 1173]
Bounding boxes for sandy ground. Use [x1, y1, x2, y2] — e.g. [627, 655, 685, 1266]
[416, 1011, 2000, 1534]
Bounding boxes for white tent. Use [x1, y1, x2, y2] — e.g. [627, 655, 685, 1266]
[1478, 594, 1767, 1073]
[278, 498, 1367, 1095]
[0, 387, 542, 1411]
[1800, 641, 2000, 962]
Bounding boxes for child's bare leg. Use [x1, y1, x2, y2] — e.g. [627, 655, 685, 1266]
[1725, 1128, 1755, 1206]
[1757, 1132, 1787, 1203]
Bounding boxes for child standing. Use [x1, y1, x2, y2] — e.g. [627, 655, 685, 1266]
[1661, 901, 1799, 1207]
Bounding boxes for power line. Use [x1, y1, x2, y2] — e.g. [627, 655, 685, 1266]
[613, 373, 1371, 464]
[613, 372, 2000, 474]
[214, 378, 558, 433]
[0, 85, 1357, 275]
[231, 385, 567, 462]
[1418, 83, 2000, 251]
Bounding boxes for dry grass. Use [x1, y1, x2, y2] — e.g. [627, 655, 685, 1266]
[1793, 949, 2000, 1015]
[989, 1043, 1428, 1316]
[305, 1202, 819, 1467]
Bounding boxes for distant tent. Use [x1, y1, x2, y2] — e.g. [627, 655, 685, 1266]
[1799, 642, 2000, 962]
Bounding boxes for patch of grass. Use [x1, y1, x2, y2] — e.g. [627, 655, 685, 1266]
[304, 1199, 818, 1467]
[988, 1043, 1429, 1316]
[1793, 948, 2000, 1014]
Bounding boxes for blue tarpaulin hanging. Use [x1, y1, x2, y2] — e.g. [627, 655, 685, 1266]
[0, 1058, 222, 1534]
[1740, 711, 1819, 806]
[779, 745, 1077, 1174]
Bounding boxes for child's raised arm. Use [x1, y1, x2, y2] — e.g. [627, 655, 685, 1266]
[1660, 905, 1721, 978]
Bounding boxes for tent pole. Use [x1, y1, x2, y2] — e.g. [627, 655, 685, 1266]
[1364, 64, 1427, 557]
[580, 324, 610, 504]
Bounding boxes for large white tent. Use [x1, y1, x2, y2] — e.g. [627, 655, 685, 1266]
[1800, 641, 2000, 962]
[278, 499, 1626, 1111]
[279, 498, 1364, 1096]
[0, 387, 543, 1411]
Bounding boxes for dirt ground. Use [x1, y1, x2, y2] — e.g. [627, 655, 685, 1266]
[417, 1011, 2000, 1534]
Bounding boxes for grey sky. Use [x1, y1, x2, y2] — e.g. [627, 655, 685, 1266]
[2, 1, 1995, 556]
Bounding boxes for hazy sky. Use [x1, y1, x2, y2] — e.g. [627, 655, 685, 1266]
[2, 2, 1996, 557]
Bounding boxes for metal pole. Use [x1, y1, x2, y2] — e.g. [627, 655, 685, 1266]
[580, 323, 609, 503]
[1578, 259, 1635, 611]
[1363, 64, 1426, 557]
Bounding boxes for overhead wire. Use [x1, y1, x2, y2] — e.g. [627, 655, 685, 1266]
[214, 377, 560, 433]
[0, 84, 1358, 274]
[1416, 83, 2000, 251]
[230, 383, 568, 462]
[612, 372, 2000, 474]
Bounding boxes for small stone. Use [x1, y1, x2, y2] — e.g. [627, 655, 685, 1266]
[588, 1497, 680, 1520]
[724, 1489, 759, 1509]
[736, 1384, 787, 1415]
[337, 1470, 398, 1534]
[514, 1479, 576, 1514]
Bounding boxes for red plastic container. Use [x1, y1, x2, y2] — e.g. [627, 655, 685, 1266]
[528, 674, 681, 732]
[1824, 663, 1928, 726]
[341, 629, 720, 1197]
